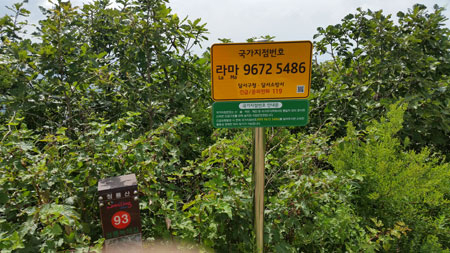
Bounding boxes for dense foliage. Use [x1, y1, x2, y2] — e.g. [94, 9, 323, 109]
[1, 1, 449, 252]
[311, 4, 450, 156]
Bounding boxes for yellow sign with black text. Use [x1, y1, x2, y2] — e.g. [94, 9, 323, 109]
[211, 41, 312, 101]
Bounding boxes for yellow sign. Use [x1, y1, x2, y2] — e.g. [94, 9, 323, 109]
[211, 41, 312, 101]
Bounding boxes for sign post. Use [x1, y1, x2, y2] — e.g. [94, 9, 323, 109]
[211, 40, 312, 252]
[253, 127, 265, 252]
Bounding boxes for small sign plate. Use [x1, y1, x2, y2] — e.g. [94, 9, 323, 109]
[212, 100, 309, 128]
[211, 41, 312, 101]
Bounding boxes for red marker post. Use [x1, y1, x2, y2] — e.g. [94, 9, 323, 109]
[98, 174, 142, 249]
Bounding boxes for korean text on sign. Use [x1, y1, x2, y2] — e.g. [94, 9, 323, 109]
[211, 41, 312, 101]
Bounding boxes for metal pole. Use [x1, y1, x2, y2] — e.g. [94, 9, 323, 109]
[252, 38, 269, 253]
[253, 127, 265, 253]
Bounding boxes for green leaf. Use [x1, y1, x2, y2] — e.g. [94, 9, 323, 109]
[51, 224, 63, 236]
[222, 203, 233, 219]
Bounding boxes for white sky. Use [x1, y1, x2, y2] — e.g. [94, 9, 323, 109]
[168, 0, 450, 44]
[1, 0, 449, 53]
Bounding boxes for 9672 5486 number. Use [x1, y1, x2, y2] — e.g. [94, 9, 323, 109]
[243, 62, 305, 75]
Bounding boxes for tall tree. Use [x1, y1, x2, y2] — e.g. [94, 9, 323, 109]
[1, 0, 209, 138]
[312, 4, 450, 156]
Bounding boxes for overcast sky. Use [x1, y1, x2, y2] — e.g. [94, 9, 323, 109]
[1, 0, 449, 52]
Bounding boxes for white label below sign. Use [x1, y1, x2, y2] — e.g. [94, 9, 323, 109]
[239, 102, 283, 110]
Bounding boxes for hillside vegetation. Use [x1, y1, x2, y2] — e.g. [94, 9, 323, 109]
[1, 0, 449, 252]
